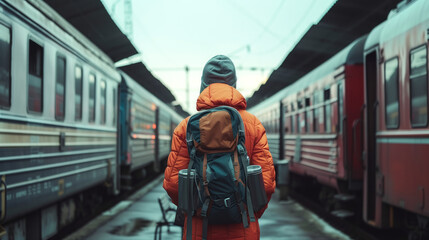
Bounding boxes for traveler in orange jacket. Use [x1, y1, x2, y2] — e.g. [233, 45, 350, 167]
[163, 55, 276, 240]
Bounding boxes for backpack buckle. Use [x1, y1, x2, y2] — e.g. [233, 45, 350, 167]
[237, 145, 245, 155]
[239, 130, 245, 138]
[224, 197, 231, 207]
[190, 148, 196, 159]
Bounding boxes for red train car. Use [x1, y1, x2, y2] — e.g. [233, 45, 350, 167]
[282, 36, 366, 195]
[362, 0, 429, 233]
[252, 35, 367, 213]
[251, 0, 429, 237]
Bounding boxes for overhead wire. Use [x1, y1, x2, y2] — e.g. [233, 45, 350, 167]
[226, 0, 288, 57]
[133, 17, 175, 64]
[253, 0, 319, 56]
[226, 0, 321, 58]
[225, 0, 285, 40]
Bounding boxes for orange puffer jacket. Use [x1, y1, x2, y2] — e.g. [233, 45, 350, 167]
[163, 83, 276, 240]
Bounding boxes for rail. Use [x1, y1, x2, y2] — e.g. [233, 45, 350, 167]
[0, 176, 6, 238]
[0, 176, 6, 222]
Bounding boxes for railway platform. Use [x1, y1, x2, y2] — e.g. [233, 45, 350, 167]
[64, 176, 350, 240]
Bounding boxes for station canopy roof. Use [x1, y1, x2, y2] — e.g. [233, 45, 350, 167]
[42, 0, 178, 106]
[246, 0, 404, 108]
[119, 63, 177, 104]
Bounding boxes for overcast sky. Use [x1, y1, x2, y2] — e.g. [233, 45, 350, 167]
[101, 0, 336, 114]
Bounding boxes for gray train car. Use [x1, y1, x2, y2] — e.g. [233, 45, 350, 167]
[118, 72, 183, 188]
[0, 0, 184, 238]
[0, 0, 120, 238]
[155, 96, 183, 168]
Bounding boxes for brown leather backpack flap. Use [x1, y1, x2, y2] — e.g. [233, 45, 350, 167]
[196, 111, 237, 153]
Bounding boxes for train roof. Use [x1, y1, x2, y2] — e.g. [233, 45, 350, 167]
[365, 0, 429, 50]
[249, 36, 367, 114]
[14, 0, 116, 67]
[364, 22, 386, 51]
[247, 0, 403, 108]
[2, 0, 121, 82]
[39, 0, 180, 107]
[41, 0, 138, 63]
[119, 62, 176, 104]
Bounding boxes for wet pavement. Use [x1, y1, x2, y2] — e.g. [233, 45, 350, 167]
[65, 176, 350, 240]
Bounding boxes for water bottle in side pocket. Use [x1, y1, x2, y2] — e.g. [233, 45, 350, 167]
[178, 169, 197, 212]
[247, 165, 268, 212]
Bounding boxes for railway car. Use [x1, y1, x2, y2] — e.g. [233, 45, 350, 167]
[0, 0, 183, 239]
[0, 0, 120, 238]
[251, 35, 367, 201]
[119, 72, 182, 189]
[119, 72, 157, 188]
[284, 36, 367, 198]
[156, 100, 182, 168]
[251, 0, 429, 237]
[362, 0, 429, 236]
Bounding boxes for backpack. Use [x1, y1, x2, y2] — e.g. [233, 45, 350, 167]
[184, 106, 256, 240]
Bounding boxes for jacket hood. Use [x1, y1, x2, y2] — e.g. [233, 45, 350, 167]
[200, 55, 237, 93]
[196, 83, 247, 111]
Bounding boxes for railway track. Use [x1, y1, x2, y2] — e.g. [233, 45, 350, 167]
[51, 171, 161, 240]
[290, 190, 407, 240]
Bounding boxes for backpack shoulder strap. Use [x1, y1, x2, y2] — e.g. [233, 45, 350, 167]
[237, 143, 256, 223]
[185, 113, 198, 240]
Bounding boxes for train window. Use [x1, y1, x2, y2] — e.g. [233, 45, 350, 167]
[410, 46, 427, 127]
[75, 65, 83, 121]
[313, 108, 318, 132]
[89, 73, 96, 122]
[127, 99, 132, 132]
[324, 88, 331, 133]
[55, 55, 66, 120]
[112, 88, 116, 126]
[313, 91, 322, 132]
[297, 100, 303, 109]
[384, 58, 399, 129]
[282, 105, 287, 132]
[297, 100, 305, 133]
[100, 79, 106, 124]
[28, 40, 44, 113]
[0, 24, 11, 108]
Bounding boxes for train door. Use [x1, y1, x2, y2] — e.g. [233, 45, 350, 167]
[114, 85, 121, 194]
[363, 48, 379, 222]
[119, 80, 131, 166]
[337, 80, 345, 178]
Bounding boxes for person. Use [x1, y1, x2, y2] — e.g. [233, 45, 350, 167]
[163, 55, 276, 240]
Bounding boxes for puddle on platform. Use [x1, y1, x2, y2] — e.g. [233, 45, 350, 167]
[109, 218, 153, 236]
